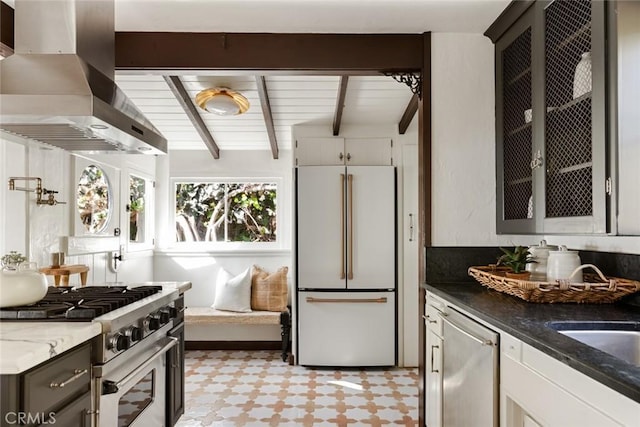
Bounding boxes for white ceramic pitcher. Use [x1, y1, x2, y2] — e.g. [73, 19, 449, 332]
[526, 240, 558, 281]
[0, 262, 48, 307]
[546, 246, 583, 283]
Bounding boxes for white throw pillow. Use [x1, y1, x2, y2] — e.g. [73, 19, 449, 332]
[212, 267, 252, 312]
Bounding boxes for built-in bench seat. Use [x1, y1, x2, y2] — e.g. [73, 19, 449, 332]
[184, 306, 291, 362]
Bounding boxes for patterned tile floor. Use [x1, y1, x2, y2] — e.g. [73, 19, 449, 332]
[176, 350, 419, 427]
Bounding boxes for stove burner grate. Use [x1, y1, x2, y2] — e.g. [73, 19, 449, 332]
[0, 285, 163, 320]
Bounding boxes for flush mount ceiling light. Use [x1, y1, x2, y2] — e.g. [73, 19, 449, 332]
[195, 87, 250, 115]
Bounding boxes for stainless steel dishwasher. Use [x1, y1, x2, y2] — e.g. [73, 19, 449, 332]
[441, 307, 499, 427]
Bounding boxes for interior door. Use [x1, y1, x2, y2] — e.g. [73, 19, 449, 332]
[347, 166, 396, 290]
[296, 166, 346, 289]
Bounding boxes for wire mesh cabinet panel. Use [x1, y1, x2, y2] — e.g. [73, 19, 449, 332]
[494, 0, 608, 234]
[496, 7, 536, 233]
[542, 0, 607, 233]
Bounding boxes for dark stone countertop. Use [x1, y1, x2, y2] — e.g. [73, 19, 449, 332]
[423, 281, 640, 403]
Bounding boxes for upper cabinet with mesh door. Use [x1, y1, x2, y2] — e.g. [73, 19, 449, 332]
[487, 0, 639, 235]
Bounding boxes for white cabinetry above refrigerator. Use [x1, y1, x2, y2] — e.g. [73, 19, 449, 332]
[295, 137, 392, 166]
[296, 165, 396, 367]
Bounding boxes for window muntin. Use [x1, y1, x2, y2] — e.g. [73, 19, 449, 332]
[175, 181, 277, 244]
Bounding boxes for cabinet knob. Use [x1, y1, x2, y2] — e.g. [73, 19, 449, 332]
[339, 152, 344, 161]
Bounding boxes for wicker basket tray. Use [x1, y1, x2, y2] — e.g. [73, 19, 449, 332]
[468, 264, 640, 303]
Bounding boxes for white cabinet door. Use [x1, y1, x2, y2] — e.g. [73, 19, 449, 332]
[347, 166, 395, 290]
[296, 166, 346, 289]
[295, 138, 345, 166]
[345, 138, 392, 166]
[295, 137, 392, 166]
[298, 291, 395, 366]
[425, 328, 443, 427]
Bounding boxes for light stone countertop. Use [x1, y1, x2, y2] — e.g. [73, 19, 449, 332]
[155, 281, 192, 294]
[0, 281, 191, 375]
[0, 321, 102, 374]
[127, 281, 192, 294]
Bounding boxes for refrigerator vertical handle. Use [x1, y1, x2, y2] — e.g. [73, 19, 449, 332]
[340, 173, 346, 280]
[347, 173, 354, 280]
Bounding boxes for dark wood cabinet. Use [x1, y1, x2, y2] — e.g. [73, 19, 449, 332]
[491, 0, 608, 234]
[0, 343, 92, 427]
[495, 5, 536, 233]
[167, 296, 185, 427]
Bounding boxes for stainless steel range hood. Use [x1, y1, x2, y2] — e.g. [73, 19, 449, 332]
[0, 0, 167, 155]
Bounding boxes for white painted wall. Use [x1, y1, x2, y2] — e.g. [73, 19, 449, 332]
[154, 148, 294, 301]
[0, 140, 28, 257]
[430, 33, 640, 254]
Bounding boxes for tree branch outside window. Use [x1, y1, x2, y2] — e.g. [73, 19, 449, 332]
[175, 182, 277, 243]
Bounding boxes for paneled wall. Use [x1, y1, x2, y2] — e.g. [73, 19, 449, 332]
[0, 136, 156, 285]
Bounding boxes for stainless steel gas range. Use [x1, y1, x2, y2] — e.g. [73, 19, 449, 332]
[0, 284, 185, 427]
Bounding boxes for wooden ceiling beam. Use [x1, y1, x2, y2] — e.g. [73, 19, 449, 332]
[255, 76, 278, 159]
[163, 75, 220, 159]
[332, 76, 349, 136]
[398, 94, 419, 134]
[0, 1, 14, 56]
[116, 32, 422, 72]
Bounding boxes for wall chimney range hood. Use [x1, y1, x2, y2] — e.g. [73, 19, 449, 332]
[0, 0, 167, 155]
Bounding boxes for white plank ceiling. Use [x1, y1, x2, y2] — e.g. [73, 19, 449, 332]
[115, 73, 415, 152]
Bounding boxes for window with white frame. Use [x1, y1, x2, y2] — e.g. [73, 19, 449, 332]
[128, 173, 155, 250]
[174, 180, 277, 244]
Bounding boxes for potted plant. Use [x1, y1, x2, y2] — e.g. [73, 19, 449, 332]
[497, 246, 536, 279]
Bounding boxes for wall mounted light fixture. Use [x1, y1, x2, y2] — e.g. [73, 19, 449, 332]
[195, 87, 250, 115]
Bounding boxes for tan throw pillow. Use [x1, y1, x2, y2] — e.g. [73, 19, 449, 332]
[251, 265, 288, 312]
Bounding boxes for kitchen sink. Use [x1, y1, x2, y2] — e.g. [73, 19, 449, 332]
[547, 321, 640, 367]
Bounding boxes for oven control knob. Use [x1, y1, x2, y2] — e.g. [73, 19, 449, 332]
[169, 307, 178, 319]
[110, 333, 130, 351]
[159, 309, 171, 325]
[127, 326, 143, 342]
[148, 315, 161, 331]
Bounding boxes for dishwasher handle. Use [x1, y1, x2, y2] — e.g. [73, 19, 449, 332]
[440, 311, 497, 347]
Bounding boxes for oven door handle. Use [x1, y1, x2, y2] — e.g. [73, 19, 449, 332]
[102, 337, 178, 395]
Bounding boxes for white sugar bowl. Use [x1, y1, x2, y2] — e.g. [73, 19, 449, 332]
[0, 262, 48, 308]
[526, 240, 558, 281]
[546, 246, 583, 283]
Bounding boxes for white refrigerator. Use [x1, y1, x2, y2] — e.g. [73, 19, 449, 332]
[296, 165, 396, 366]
